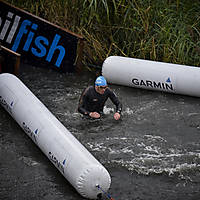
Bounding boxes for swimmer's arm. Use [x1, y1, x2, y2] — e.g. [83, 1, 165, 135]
[108, 88, 122, 114]
[78, 88, 90, 116]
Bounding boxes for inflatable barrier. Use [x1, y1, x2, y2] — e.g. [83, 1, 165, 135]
[0, 73, 111, 199]
[102, 56, 200, 97]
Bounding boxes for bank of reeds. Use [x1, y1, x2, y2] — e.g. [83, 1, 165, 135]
[5, 0, 200, 68]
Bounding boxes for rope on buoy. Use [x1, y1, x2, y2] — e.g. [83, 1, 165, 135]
[96, 184, 115, 200]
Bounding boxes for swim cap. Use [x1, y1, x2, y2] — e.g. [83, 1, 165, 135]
[95, 76, 107, 86]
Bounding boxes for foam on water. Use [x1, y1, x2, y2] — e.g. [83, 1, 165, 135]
[103, 106, 135, 115]
[19, 156, 40, 166]
[86, 134, 200, 179]
[103, 106, 114, 114]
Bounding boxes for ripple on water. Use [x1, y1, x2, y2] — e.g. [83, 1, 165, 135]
[19, 156, 40, 167]
[86, 134, 200, 180]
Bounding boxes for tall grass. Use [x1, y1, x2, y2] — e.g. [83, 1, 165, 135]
[5, 0, 200, 68]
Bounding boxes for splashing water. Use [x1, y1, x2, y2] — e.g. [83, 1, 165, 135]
[87, 134, 200, 180]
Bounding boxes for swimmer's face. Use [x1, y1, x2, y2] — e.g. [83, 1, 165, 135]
[95, 86, 107, 94]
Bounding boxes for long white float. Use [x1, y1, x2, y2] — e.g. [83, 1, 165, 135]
[102, 56, 200, 97]
[0, 73, 111, 199]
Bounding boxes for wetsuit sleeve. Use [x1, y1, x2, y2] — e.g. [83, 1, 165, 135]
[108, 88, 122, 114]
[78, 87, 90, 116]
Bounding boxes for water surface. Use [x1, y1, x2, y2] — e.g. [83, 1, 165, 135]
[0, 64, 200, 200]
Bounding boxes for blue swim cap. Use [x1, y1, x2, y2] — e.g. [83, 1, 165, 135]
[95, 76, 107, 86]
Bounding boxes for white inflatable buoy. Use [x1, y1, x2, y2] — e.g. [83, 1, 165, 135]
[0, 73, 111, 199]
[102, 56, 200, 97]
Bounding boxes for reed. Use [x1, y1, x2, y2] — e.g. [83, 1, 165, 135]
[5, 0, 200, 68]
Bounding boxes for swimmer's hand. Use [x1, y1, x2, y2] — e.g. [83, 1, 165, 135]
[114, 112, 121, 120]
[89, 112, 100, 119]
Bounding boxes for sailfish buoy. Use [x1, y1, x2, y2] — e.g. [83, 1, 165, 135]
[0, 73, 111, 199]
[102, 56, 200, 97]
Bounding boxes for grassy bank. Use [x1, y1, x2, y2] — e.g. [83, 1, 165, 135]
[5, 0, 200, 68]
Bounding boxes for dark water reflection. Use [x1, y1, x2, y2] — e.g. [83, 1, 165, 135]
[0, 64, 200, 199]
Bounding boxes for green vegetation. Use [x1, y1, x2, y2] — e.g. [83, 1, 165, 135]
[5, 0, 200, 68]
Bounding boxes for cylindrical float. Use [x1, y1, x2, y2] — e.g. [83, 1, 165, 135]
[102, 56, 200, 97]
[0, 73, 111, 199]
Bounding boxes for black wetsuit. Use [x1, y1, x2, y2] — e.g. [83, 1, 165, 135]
[78, 86, 122, 116]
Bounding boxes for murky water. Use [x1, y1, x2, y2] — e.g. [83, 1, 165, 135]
[0, 64, 200, 200]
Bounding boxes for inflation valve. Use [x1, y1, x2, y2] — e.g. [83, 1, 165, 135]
[96, 185, 115, 200]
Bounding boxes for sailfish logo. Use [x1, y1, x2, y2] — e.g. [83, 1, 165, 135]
[0, 11, 66, 67]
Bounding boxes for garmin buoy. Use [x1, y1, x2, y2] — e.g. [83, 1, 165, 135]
[102, 56, 200, 97]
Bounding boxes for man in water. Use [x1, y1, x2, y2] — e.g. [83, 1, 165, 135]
[78, 76, 122, 120]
